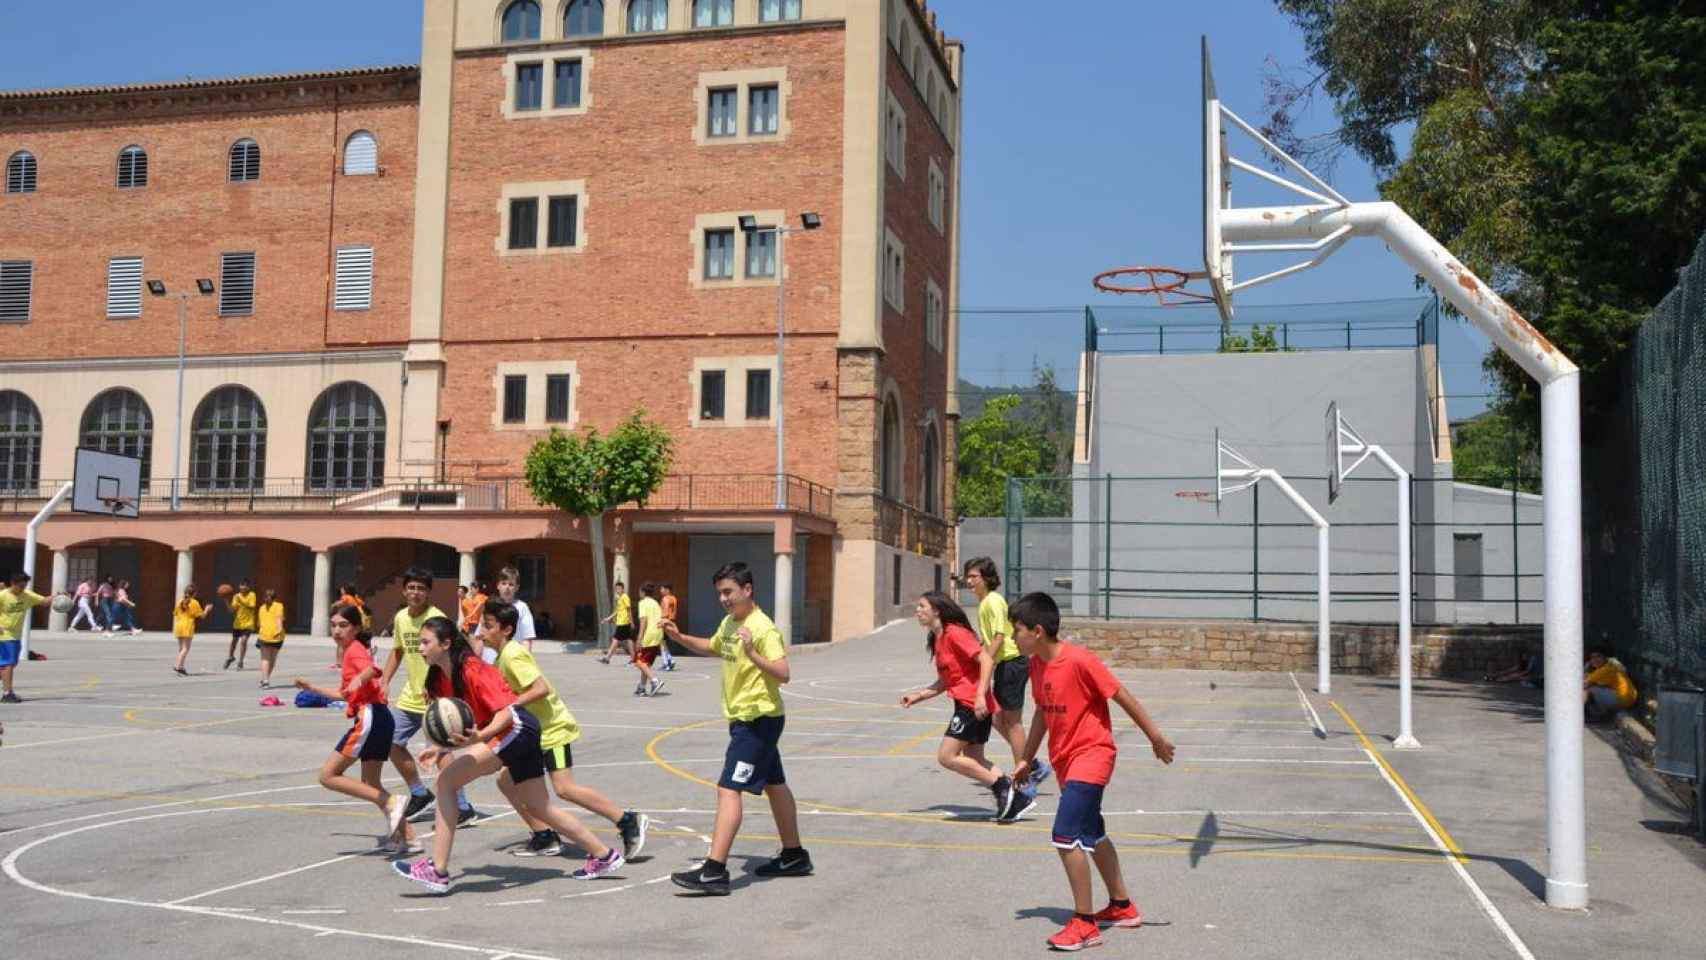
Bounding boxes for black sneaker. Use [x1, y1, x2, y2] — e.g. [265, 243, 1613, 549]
[0, 692, 20, 704]
[618, 812, 650, 860]
[671, 864, 731, 895]
[991, 776, 1014, 819]
[403, 790, 436, 822]
[753, 849, 813, 877]
[512, 831, 562, 857]
[457, 807, 488, 827]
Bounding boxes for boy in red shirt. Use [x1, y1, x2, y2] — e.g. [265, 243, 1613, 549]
[1008, 592, 1174, 952]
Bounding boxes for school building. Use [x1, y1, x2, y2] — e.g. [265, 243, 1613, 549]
[0, 0, 961, 643]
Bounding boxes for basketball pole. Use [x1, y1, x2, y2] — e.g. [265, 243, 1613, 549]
[19, 481, 73, 660]
[1340, 433, 1418, 749]
[1223, 465, 1331, 693]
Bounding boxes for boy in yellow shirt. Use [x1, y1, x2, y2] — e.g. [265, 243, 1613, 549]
[598, 579, 634, 664]
[226, 580, 258, 672]
[964, 556, 1050, 816]
[663, 562, 811, 895]
[1, 571, 50, 703]
[1583, 650, 1637, 721]
[633, 582, 665, 697]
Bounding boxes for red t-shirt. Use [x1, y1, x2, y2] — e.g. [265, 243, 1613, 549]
[934, 623, 997, 712]
[340, 641, 385, 717]
[426, 657, 517, 728]
[1028, 642, 1123, 786]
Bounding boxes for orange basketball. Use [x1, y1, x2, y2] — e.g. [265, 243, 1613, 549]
[216, 583, 234, 597]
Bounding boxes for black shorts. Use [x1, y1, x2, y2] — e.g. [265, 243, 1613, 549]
[614, 624, 635, 641]
[232, 630, 252, 642]
[718, 715, 786, 795]
[335, 704, 395, 762]
[495, 707, 545, 784]
[542, 741, 573, 772]
[993, 656, 1029, 711]
[945, 701, 993, 744]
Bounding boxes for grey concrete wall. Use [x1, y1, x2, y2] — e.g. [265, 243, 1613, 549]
[1450, 483, 1544, 624]
[959, 515, 1074, 611]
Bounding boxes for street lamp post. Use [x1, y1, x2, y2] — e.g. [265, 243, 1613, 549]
[740, 212, 821, 510]
[148, 279, 215, 511]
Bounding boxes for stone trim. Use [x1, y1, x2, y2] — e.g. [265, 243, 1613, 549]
[500, 47, 596, 120]
[692, 66, 791, 146]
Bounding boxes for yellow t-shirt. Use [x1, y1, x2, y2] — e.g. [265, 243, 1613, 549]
[230, 591, 258, 631]
[1585, 662, 1637, 708]
[495, 640, 579, 750]
[257, 602, 286, 643]
[977, 591, 1020, 662]
[393, 605, 448, 714]
[614, 593, 632, 626]
[710, 607, 786, 721]
[637, 596, 663, 648]
[0, 588, 45, 641]
[173, 599, 204, 639]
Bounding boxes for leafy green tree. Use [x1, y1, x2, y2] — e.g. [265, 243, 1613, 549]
[1451, 408, 1541, 492]
[523, 412, 673, 641]
[955, 394, 1067, 519]
[1218, 324, 1283, 352]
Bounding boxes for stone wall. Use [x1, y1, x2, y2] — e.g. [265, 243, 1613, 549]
[1065, 619, 1543, 678]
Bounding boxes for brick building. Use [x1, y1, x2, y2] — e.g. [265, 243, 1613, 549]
[0, 0, 961, 644]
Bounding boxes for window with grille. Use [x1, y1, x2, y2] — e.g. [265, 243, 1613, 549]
[0, 390, 42, 492]
[704, 229, 735, 279]
[886, 102, 906, 175]
[758, 0, 801, 22]
[334, 245, 373, 311]
[699, 370, 725, 420]
[307, 382, 385, 492]
[191, 386, 267, 492]
[1, 260, 34, 323]
[692, 0, 732, 27]
[502, 0, 541, 40]
[749, 85, 779, 135]
[514, 555, 547, 602]
[547, 196, 577, 248]
[628, 0, 667, 32]
[745, 369, 771, 420]
[5, 151, 36, 194]
[707, 88, 737, 137]
[745, 227, 776, 278]
[228, 138, 260, 182]
[546, 374, 571, 422]
[117, 146, 148, 188]
[509, 198, 539, 249]
[81, 388, 153, 491]
[881, 399, 901, 498]
[106, 256, 143, 319]
[553, 59, 583, 108]
[564, 0, 604, 36]
[922, 426, 939, 514]
[515, 62, 544, 111]
[503, 375, 527, 423]
[343, 130, 378, 175]
[219, 252, 255, 316]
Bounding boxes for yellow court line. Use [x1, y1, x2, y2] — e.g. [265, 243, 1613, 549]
[886, 728, 942, 756]
[1329, 700, 1467, 864]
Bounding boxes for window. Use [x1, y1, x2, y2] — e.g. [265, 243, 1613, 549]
[749, 84, 779, 135]
[759, 0, 801, 22]
[704, 229, 735, 279]
[228, 138, 260, 182]
[219, 252, 255, 316]
[513, 555, 546, 603]
[564, 0, 604, 36]
[745, 227, 775, 278]
[0, 391, 42, 492]
[5, 151, 35, 194]
[80, 389, 153, 492]
[699, 370, 726, 420]
[707, 88, 737, 137]
[509, 197, 539, 249]
[552, 59, 582, 108]
[883, 231, 905, 312]
[106, 256, 143, 319]
[502, 0, 541, 41]
[545, 373, 571, 422]
[927, 160, 946, 231]
[922, 425, 939, 514]
[745, 369, 771, 420]
[0, 260, 31, 323]
[546, 196, 577, 248]
[515, 62, 544, 111]
[308, 382, 385, 492]
[343, 130, 378, 176]
[885, 96, 906, 176]
[190, 385, 267, 492]
[881, 397, 901, 498]
[503, 375, 528, 423]
[628, 0, 667, 32]
[334, 245, 374, 311]
[117, 146, 148, 189]
[692, 0, 732, 27]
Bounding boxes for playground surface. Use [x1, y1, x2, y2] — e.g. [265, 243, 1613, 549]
[2, 622, 1702, 959]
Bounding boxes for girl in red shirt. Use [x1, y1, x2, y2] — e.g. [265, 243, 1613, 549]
[899, 592, 1025, 821]
[394, 616, 623, 893]
[293, 604, 412, 852]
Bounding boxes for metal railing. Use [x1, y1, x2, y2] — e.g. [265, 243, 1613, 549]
[1085, 296, 1439, 357]
[876, 494, 952, 558]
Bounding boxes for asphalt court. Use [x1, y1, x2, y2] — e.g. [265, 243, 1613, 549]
[2, 623, 1702, 959]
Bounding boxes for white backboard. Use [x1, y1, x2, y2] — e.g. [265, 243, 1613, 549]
[1326, 402, 1343, 504]
[72, 447, 142, 518]
[1202, 36, 1232, 325]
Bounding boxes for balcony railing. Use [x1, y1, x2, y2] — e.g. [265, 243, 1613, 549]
[876, 494, 952, 559]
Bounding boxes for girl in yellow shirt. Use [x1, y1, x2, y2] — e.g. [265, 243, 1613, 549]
[256, 588, 287, 689]
[173, 585, 211, 676]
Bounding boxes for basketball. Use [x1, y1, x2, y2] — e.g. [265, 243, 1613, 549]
[51, 594, 73, 614]
[424, 697, 476, 748]
[216, 583, 234, 597]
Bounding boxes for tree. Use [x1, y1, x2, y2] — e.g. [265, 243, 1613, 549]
[1218, 324, 1284, 352]
[1450, 408, 1541, 492]
[955, 394, 1068, 519]
[523, 412, 674, 642]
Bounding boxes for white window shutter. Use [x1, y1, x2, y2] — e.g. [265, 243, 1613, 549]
[0, 261, 31, 322]
[344, 131, 378, 176]
[334, 245, 373, 311]
[106, 256, 143, 319]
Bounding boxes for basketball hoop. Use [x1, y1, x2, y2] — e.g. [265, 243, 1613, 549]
[1092, 265, 1218, 307]
[98, 496, 137, 516]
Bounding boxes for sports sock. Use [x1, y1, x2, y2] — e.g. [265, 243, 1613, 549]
[1109, 898, 1131, 909]
[700, 857, 728, 878]
[1074, 913, 1096, 925]
[780, 846, 806, 858]
[456, 789, 472, 812]
[409, 784, 429, 798]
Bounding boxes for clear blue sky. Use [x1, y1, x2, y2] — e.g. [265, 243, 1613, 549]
[1, 0, 1495, 415]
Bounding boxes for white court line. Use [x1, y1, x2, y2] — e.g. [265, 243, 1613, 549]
[0, 783, 322, 836]
[493, 899, 544, 907]
[1181, 758, 1373, 765]
[282, 909, 348, 915]
[396, 906, 452, 913]
[1289, 672, 1328, 735]
[168, 852, 368, 905]
[630, 806, 1415, 819]
[3, 713, 285, 750]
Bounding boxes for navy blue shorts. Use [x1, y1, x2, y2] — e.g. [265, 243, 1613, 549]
[1051, 780, 1109, 851]
[335, 703, 396, 762]
[495, 707, 545, 785]
[718, 715, 787, 794]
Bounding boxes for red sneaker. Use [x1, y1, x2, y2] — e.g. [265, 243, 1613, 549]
[1046, 917, 1103, 951]
[1092, 901, 1141, 928]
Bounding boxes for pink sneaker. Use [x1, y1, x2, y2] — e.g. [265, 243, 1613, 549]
[1092, 901, 1141, 928]
[1046, 917, 1103, 951]
[393, 857, 450, 893]
[571, 847, 624, 880]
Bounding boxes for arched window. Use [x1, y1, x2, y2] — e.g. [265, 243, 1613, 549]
[922, 424, 939, 515]
[343, 130, 378, 176]
[880, 397, 901, 499]
[307, 383, 386, 492]
[81, 389, 153, 492]
[912, 47, 923, 81]
[227, 138, 260, 183]
[116, 145, 148, 189]
[0, 390, 41, 492]
[190, 386, 267, 492]
[5, 151, 36, 194]
[923, 72, 933, 105]
[501, 0, 541, 41]
[564, 0, 604, 35]
[628, 0, 667, 32]
[692, 0, 731, 27]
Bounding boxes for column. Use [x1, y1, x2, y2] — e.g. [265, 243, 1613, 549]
[612, 551, 630, 595]
[311, 551, 332, 638]
[458, 551, 476, 589]
[773, 550, 794, 646]
[48, 550, 70, 632]
[175, 550, 194, 605]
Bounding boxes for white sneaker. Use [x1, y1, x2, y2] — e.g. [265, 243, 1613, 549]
[384, 794, 407, 836]
[648, 678, 665, 696]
